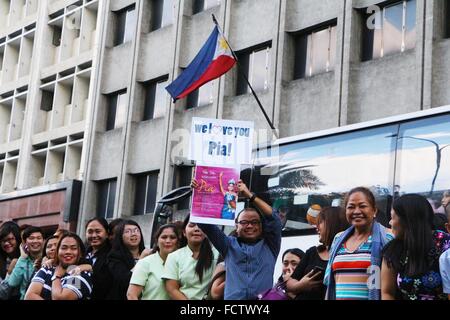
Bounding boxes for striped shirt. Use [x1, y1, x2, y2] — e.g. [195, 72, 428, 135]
[332, 236, 373, 300]
[31, 266, 93, 300]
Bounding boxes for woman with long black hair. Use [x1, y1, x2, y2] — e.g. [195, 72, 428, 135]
[127, 223, 180, 300]
[85, 217, 112, 300]
[0, 222, 21, 300]
[106, 220, 146, 300]
[163, 215, 219, 300]
[381, 194, 450, 300]
[287, 206, 350, 300]
[0, 222, 21, 282]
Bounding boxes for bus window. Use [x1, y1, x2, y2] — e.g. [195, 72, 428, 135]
[251, 125, 398, 235]
[395, 114, 450, 214]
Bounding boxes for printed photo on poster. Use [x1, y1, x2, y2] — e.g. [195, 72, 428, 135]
[190, 164, 241, 226]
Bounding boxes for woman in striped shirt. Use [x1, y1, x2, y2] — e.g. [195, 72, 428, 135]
[324, 187, 393, 300]
[24, 232, 92, 300]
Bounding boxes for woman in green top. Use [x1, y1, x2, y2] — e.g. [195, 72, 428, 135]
[163, 216, 219, 300]
[127, 224, 180, 300]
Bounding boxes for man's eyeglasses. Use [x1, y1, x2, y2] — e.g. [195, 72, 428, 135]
[237, 220, 261, 227]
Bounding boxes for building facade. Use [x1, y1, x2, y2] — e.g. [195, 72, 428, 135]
[1, 0, 449, 242]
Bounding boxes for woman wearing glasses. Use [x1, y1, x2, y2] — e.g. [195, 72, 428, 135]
[0, 222, 21, 283]
[106, 220, 146, 300]
[0, 222, 21, 300]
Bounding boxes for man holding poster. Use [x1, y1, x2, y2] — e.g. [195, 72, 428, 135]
[189, 117, 254, 226]
[192, 178, 282, 300]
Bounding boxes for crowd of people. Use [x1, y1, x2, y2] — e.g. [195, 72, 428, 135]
[0, 182, 449, 301]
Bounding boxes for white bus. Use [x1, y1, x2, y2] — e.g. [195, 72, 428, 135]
[151, 105, 450, 283]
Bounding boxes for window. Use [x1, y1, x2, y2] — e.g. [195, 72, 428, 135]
[0, 163, 3, 188]
[97, 179, 117, 219]
[40, 90, 54, 111]
[52, 25, 62, 46]
[444, 0, 450, 38]
[143, 76, 168, 120]
[193, 0, 220, 14]
[236, 45, 271, 95]
[106, 90, 127, 131]
[114, 4, 136, 46]
[294, 24, 337, 79]
[186, 81, 214, 109]
[251, 125, 398, 234]
[172, 165, 193, 210]
[394, 115, 450, 206]
[134, 171, 159, 215]
[362, 0, 416, 61]
[151, 0, 173, 31]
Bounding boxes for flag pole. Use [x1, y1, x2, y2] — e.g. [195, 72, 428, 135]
[212, 14, 279, 140]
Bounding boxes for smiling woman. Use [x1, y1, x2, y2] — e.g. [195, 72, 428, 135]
[324, 187, 393, 300]
[84, 217, 112, 300]
[24, 232, 92, 300]
[0, 222, 21, 282]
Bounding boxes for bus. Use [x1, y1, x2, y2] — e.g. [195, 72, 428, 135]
[151, 104, 450, 282]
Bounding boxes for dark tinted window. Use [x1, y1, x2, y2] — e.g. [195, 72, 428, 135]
[133, 171, 159, 215]
[97, 179, 117, 219]
[114, 5, 136, 46]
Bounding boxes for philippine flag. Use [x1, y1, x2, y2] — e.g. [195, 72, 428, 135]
[166, 26, 236, 102]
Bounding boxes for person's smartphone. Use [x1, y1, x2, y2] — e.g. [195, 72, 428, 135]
[311, 266, 325, 279]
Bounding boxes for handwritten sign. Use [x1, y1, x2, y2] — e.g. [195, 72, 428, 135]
[189, 117, 254, 165]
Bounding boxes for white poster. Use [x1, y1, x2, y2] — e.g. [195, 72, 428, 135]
[189, 117, 254, 166]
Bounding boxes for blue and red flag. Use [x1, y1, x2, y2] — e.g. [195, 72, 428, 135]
[166, 26, 236, 102]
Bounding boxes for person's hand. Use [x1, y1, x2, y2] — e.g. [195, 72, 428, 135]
[54, 265, 67, 278]
[42, 258, 55, 269]
[237, 179, 252, 198]
[296, 269, 323, 292]
[68, 264, 92, 276]
[139, 248, 153, 259]
[282, 267, 295, 282]
[20, 243, 29, 259]
[34, 258, 42, 271]
[191, 179, 199, 189]
[219, 172, 223, 178]
[7, 258, 18, 274]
